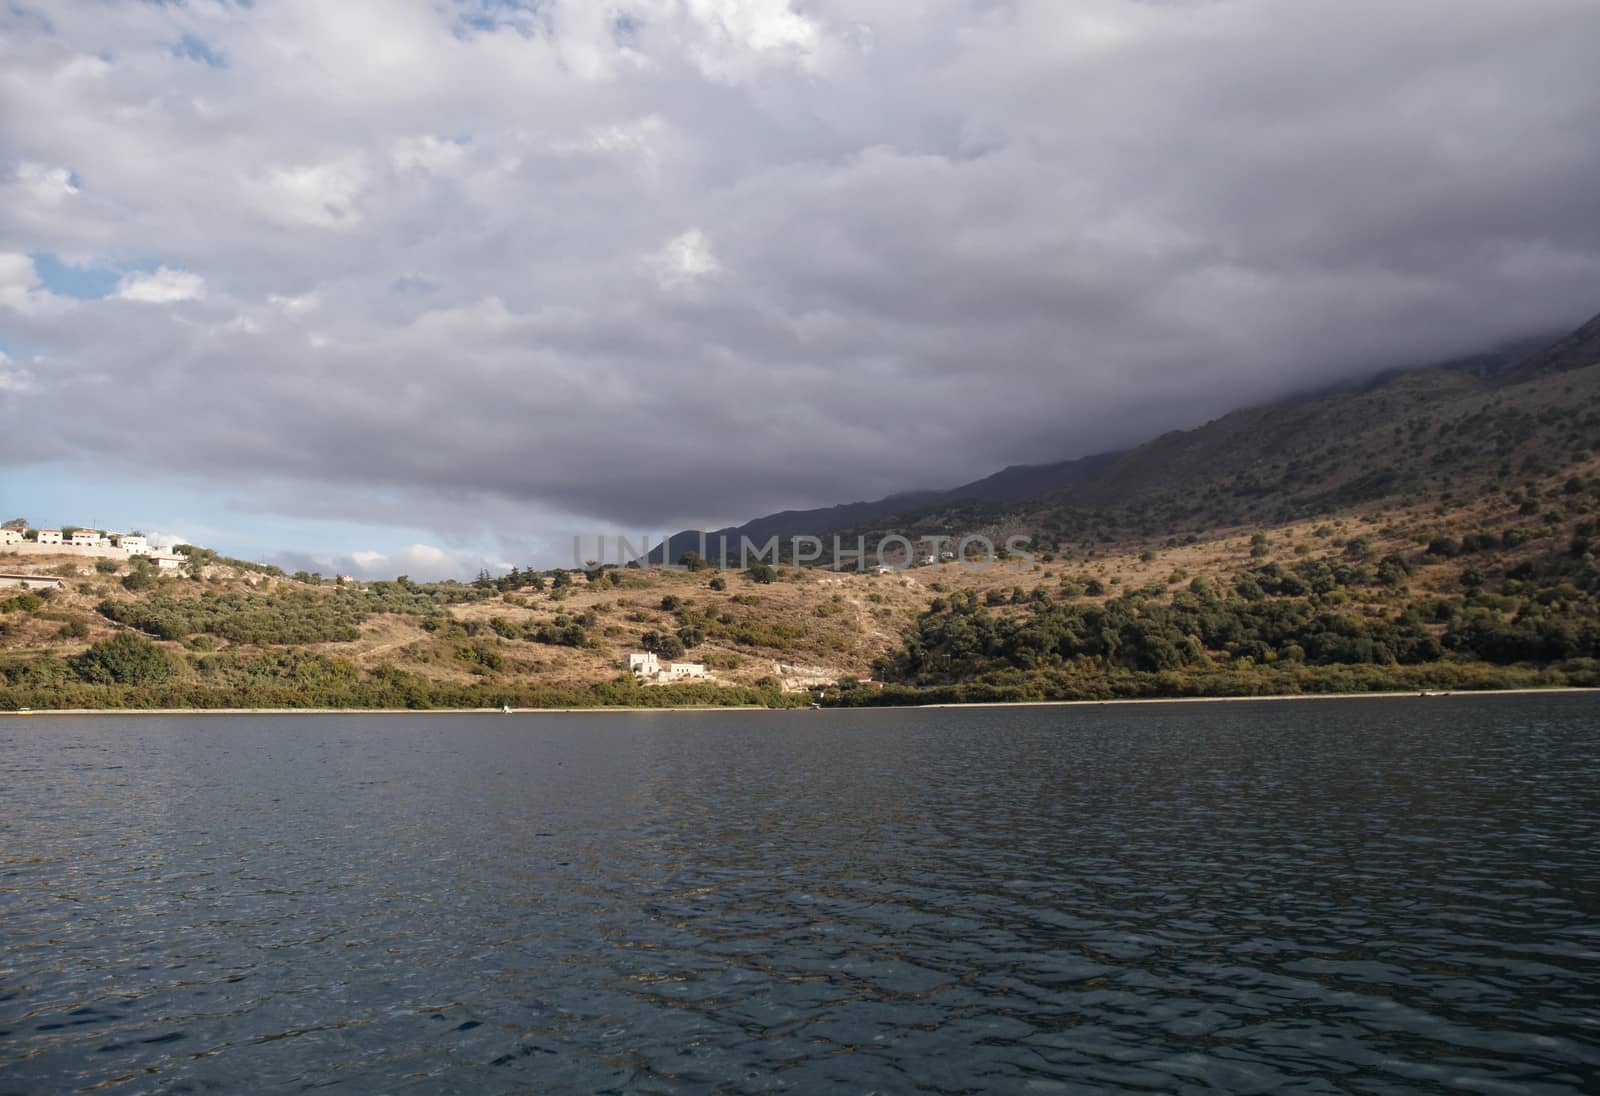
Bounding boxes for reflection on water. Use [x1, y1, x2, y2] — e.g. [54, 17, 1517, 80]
[2, 696, 1597, 1092]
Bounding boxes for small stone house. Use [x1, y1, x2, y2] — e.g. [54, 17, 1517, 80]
[627, 652, 661, 676]
[0, 528, 21, 546]
[35, 529, 62, 545]
[116, 534, 149, 554]
[68, 529, 104, 547]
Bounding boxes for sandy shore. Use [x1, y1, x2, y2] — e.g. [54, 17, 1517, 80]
[2, 687, 1593, 716]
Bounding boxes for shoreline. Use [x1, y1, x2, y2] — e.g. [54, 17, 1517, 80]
[3, 686, 1594, 716]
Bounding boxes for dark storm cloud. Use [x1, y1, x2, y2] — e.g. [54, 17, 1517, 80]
[3, 0, 1599, 555]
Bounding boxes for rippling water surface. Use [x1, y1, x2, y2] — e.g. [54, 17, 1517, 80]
[2, 696, 1598, 1093]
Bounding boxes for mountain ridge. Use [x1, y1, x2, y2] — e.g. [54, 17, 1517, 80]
[652, 313, 1600, 564]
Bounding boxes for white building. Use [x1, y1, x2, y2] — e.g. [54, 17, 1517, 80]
[36, 529, 62, 545]
[116, 534, 149, 554]
[0, 528, 21, 546]
[628, 652, 708, 682]
[149, 554, 184, 572]
[68, 529, 104, 547]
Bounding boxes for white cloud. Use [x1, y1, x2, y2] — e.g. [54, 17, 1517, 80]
[683, 0, 825, 81]
[268, 291, 321, 314]
[214, 313, 262, 336]
[390, 135, 467, 175]
[141, 529, 191, 551]
[113, 266, 207, 304]
[654, 228, 721, 286]
[0, 351, 36, 395]
[12, 162, 79, 206]
[249, 159, 368, 229]
[341, 543, 488, 581]
[0, 252, 71, 316]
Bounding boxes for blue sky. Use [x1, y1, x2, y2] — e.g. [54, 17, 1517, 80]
[31, 251, 122, 300]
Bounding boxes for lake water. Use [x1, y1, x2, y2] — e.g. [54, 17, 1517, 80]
[1, 696, 1597, 1094]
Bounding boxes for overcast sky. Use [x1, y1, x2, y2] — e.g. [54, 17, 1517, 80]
[3, 0, 1599, 577]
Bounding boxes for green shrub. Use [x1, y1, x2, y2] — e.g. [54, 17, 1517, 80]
[71, 632, 180, 686]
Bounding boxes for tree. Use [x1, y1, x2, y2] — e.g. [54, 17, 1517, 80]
[71, 632, 180, 686]
[1376, 554, 1411, 589]
[2, 517, 25, 530]
[747, 563, 777, 584]
[642, 631, 686, 658]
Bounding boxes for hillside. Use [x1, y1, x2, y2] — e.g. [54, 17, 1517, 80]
[5, 445, 1600, 708]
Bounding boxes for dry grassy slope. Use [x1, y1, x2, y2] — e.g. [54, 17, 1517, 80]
[4, 451, 1596, 691]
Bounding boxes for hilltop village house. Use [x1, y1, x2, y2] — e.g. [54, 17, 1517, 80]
[626, 652, 709, 683]
[2, 527, 158, 558]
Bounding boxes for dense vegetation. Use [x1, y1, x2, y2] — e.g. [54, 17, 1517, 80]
[96, 579, 486, 645]
[860, 541, 1600, 703]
